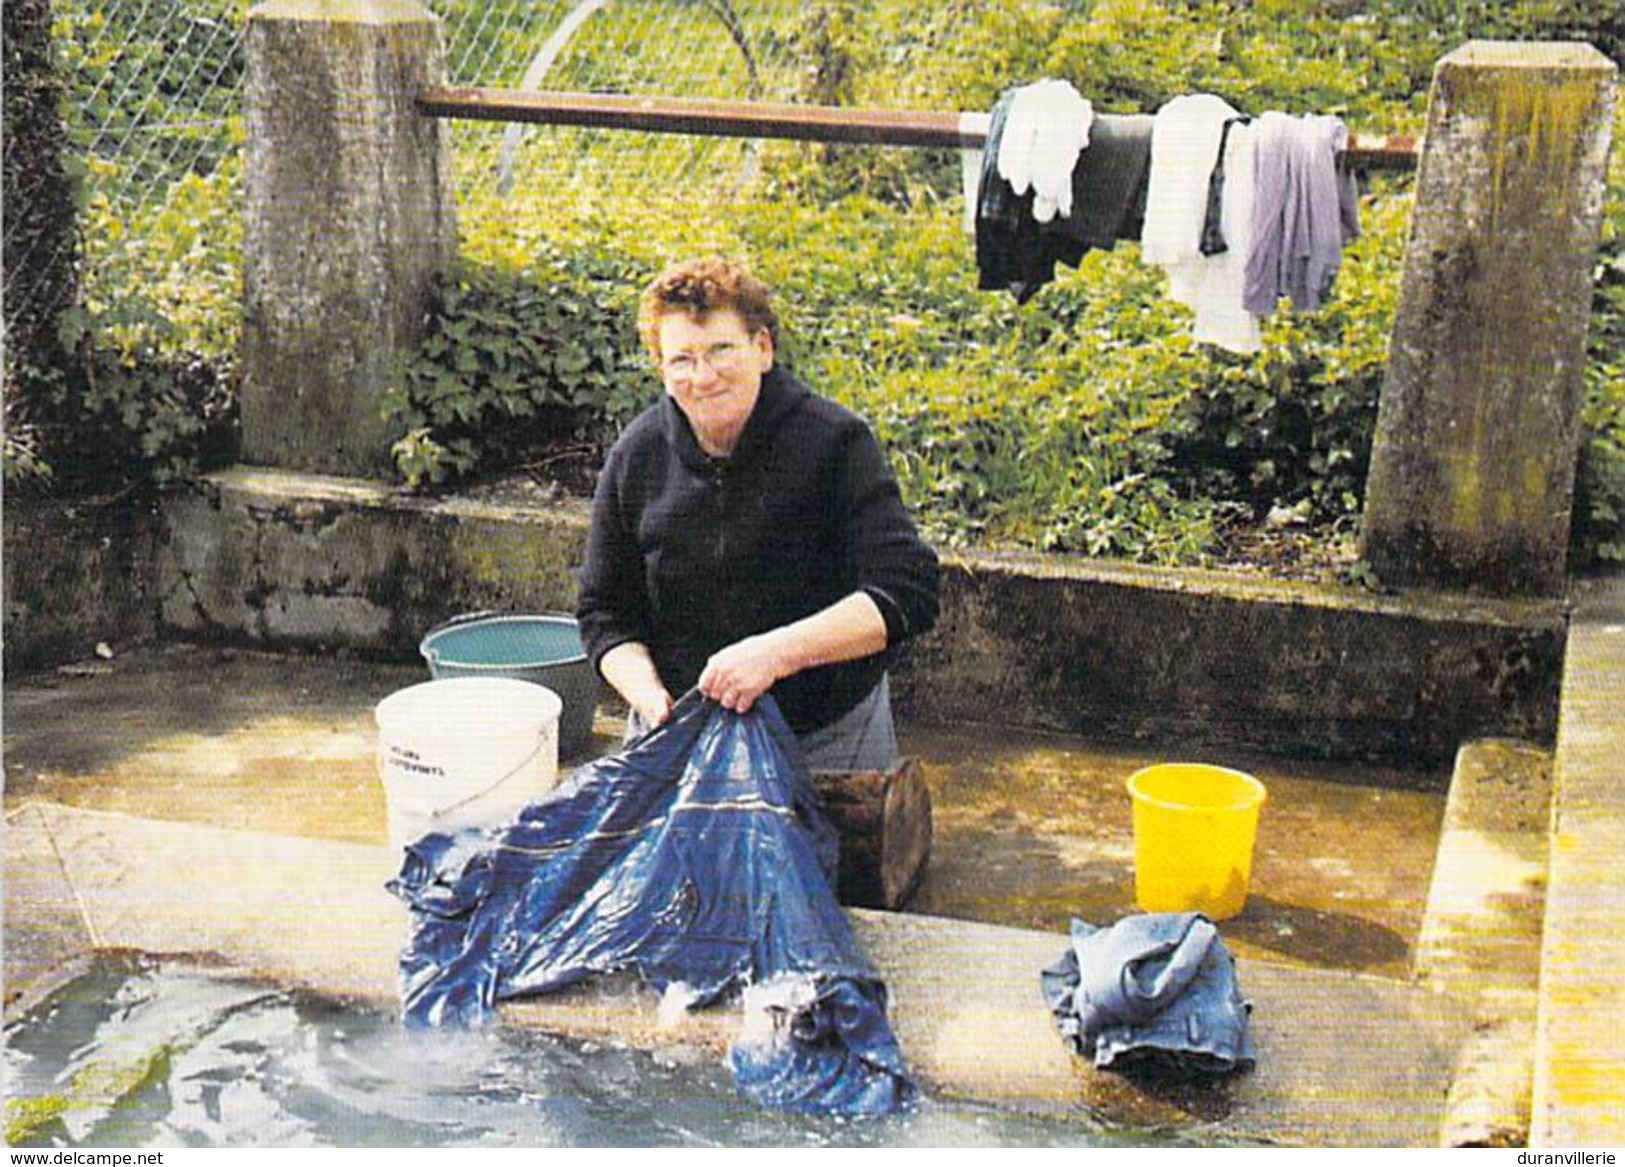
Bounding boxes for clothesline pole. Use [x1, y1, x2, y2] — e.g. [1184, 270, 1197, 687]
[415, 86, 1421, 170]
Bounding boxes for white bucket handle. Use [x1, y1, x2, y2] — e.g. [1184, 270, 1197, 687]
[423, 729, 551, 824]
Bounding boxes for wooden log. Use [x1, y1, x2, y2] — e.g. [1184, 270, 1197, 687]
[811, 757, 933, 911]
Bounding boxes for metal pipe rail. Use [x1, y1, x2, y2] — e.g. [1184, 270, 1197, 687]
[417, 87, 1421, 169]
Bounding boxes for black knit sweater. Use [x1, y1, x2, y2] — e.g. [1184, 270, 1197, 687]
[576, 366, 939, 734]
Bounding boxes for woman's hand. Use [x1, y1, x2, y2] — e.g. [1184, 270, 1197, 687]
[699, 633, 791, 713]
[628, 683, 675, 728]
[599, 641, 674, 728]
[702, 592, 890, 714]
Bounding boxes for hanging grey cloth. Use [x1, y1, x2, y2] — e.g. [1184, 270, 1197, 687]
[1040, 912, 1255, 1075]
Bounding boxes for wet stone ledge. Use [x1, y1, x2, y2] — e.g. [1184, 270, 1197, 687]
[899, 551, 1565, 770]
[2, 493, 164, 674]
[0, 467, 1566, 772]
[155, 468, 592, 657]
[134, 467, 1567, 773]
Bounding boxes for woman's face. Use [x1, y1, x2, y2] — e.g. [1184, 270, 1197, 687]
[657, 308, 774, 457]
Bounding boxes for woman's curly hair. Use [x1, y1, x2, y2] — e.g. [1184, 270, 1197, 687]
[636, 256, 778, 363]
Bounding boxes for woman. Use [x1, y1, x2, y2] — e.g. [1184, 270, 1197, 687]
[576, 257, 939, 771]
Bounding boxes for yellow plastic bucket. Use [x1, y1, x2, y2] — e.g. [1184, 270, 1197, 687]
[1127, 763, 1267, 920]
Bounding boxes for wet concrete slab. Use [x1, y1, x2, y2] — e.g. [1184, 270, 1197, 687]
[4, 643, 1450, 983]
[2, 641, 1485, 1145]
[3, 803, 96, 1011]
[3, 644, 418, 846]
[6, 801, 1478, 1148]
[901, 723, 1446, 979]
[1532, 574, 1625, 1148]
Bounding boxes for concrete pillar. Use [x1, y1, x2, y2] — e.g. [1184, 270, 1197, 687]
[241, 0, 455, 476]
[1360, 41, 1617, 597]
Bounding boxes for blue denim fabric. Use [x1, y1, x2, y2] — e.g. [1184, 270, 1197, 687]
[387, 691, 913, 1116]
[1040, 912, 1255, 1075]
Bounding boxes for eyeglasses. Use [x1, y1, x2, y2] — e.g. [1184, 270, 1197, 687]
[661, 341, 746, 381]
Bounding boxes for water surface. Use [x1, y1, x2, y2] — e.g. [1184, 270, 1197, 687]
[5, 955, 1199, 1149]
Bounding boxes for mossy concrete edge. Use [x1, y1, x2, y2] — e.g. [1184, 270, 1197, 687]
[3, 466, 1568, 770]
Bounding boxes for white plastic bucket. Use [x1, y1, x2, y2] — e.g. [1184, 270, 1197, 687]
[375, 677, 563, 851]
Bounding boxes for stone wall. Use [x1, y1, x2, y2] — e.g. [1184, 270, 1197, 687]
[896, 553, 1564, 769]
[2, 496, 162, 673]
[156, 469, 588, 656]
[141, 468, 1565, 771]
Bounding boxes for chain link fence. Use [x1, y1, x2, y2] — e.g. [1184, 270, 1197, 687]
[437, 0, 813, 216]
[4, 0, 864, 364]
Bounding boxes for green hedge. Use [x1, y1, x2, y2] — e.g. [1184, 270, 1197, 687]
[1574, 158, 1625, 565]
[2, 0, 80, 484]
[4, 0, 242, 493]
[387, 0, 1624, 569]
[392, 176, 1415, 564]
[9, 0, 1623, 569]
[399, 148, 1620, 567]
[388, 241, 651, 489]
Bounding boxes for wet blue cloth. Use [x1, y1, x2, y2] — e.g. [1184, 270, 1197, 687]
[1040, 913, 1255, 1075]
[387, 691, 914, 1116]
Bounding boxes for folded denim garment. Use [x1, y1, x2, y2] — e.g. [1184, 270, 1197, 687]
[1041, 911, 1255, 1075]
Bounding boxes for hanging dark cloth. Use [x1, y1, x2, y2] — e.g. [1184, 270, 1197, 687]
[1062, 112, 1155, 252]
[1199, 115, 1254, 256]
[1040, 913, 1255, 1076]
[975, 88, 1153, 303]
[387, 691, 914, 1117]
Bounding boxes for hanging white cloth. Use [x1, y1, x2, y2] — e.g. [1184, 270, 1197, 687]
[996, 79, 1094, 223]
[1142, 93, 1261, 354]
[1140, 93, 1238, 266]
[959, 110, 993, 234]
[1164, 118, 1261, 354]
